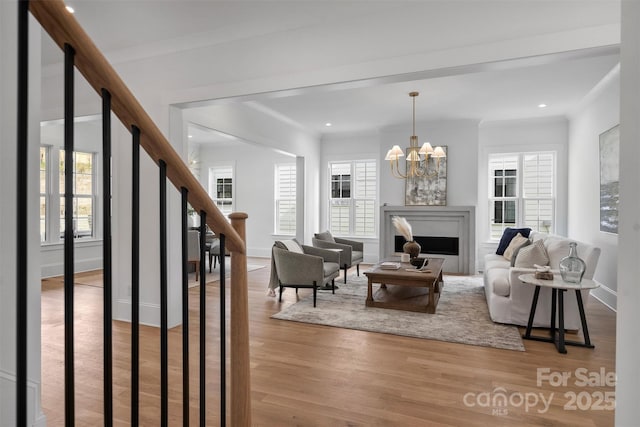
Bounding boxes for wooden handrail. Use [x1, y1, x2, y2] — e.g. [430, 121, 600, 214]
[29, 0, 245, 254]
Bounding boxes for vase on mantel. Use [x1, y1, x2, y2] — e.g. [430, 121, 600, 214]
[403, 240, 421, 259]
[559, 242, 586, 284]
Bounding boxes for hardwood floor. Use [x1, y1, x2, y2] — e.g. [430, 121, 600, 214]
[41, 259, 616, 426]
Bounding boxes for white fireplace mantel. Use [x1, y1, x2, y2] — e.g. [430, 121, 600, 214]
[380, 205, 475, 274]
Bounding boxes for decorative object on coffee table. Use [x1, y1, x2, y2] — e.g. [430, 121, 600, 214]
[559, 242, 587, 284]
[392, 216, 422, 259]
[534, 264, 553, 280]
[403, 240, 421, 259]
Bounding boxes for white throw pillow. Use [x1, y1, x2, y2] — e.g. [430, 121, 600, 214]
[514, 238, 549, 268]
[503, 233, 529, 261]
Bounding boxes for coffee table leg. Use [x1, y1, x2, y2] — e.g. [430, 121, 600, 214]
[366, 278, 373, 304]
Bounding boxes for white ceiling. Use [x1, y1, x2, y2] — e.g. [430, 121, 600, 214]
[42, 1, 621, 144]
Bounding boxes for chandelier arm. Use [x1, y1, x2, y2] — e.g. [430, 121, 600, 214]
[390, 158, 408, 179]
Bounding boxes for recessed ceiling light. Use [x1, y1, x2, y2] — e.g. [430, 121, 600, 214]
[325, 123, 332, 127]
[188, 135, 193, 138]
[65, 5, 75, 13]
[538, 103, 548, 108]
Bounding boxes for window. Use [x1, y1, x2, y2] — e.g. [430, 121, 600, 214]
[39, 146, 97, 242]
[328, 160, 377, 237]
[60, 150, 95, 238]
[275, 164, 296, 235]
[209, 166, 234, 217]
[489, 152, 555, 239]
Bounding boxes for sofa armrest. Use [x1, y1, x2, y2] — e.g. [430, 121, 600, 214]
[334, 237, 364, 252]
[311, 238, 353, 266]
[302, 244, 340, 264]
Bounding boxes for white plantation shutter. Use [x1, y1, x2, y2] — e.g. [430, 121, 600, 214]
[275, 164, 296, 235]
[354, 160, 376, 236]
[488, 152, 556, 238]
[329, 160, 377, 237]
[522, 153, 554, 231]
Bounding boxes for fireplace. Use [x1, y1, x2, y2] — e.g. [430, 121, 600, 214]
[381, 205, 475, 274]
[394, 235, 459, 256]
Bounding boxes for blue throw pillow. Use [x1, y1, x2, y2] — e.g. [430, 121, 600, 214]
[496, 227, 532, 255]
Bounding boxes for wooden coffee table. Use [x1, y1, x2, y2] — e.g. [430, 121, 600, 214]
[364, 258, 444, 313]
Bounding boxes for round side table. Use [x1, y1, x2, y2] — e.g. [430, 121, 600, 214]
[518, 273, 598, 354]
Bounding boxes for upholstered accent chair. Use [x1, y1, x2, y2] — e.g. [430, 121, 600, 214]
[206, 238, 223, 272]
[269, 239, 341, 307]
[187, 230, 201, 281]
[312, 231, 364, 283]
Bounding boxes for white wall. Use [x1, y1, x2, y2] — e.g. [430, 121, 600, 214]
[197, 142, 296, 258]
[568, 66, 620, 308]
[616, 1, 640, 424]
[0, 5, 46, 424]
[477, 117, 569, 268]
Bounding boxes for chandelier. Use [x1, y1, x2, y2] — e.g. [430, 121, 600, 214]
[385, 92, 446, 179]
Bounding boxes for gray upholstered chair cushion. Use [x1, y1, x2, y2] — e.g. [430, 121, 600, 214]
[314, 230, 335, 243]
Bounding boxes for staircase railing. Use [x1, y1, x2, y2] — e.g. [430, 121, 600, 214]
[16, 0, 252, 425]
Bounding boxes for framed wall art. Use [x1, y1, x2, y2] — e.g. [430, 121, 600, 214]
[405, 146, 447, 206]
[599, 125, 619, 234]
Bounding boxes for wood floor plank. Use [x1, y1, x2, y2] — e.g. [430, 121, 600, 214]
[41, 259, 616, 426]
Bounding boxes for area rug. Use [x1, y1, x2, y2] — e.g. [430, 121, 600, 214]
[271, 275, 525, 351]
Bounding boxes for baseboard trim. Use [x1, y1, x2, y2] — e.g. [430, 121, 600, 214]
[0, 369, 47, 426]
[114, 298, 179, 328]
[590, 280, 617, 312]
[41, 257, 102, 278]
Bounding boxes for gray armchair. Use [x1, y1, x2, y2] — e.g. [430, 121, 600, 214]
[187, 230, 201, 281]
[312, 231, 364, 283]
[269, 239, 341, 307]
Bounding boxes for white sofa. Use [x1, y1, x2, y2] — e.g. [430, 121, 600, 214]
[483, 231, 601, 329]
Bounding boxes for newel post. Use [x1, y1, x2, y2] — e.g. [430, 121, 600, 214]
[229, 212, 251, 426]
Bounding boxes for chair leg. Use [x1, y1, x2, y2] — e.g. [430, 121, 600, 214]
[279, 284, 284, 302]
[313, 281, 317, 307]
[296, 288, 299, 295]
[194, 261, 200, 281]
[209, 251, 213, 273]
[357, 264, 360, 276]
[332, 279, 335, 294]
[343, 264, 348, 284]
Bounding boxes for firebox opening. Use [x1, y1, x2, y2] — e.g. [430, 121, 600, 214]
[395, 235, 459, 256]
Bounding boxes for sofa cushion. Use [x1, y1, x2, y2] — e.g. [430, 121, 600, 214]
[323, 262, 340, 276]
[544, 238, 572, 270]
[514, 238, 549, 268]
[486, 268, 511, 297]
[314, 230, 335, 243]
[503, 233, 530, 261]
[510, 239, 531, 266]
[484, 254, 511, 271]
[496, 227, 532, 255]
